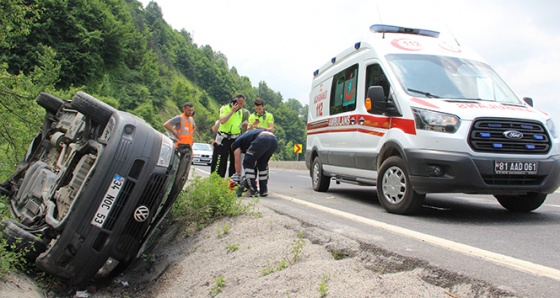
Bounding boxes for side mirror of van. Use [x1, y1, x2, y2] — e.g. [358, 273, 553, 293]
[367, 86, 402, 116]
[523, 97, 533, 107]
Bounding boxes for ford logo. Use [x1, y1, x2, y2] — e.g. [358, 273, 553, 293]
[134, 205, 150, 222]
[503, 130, 524, 139]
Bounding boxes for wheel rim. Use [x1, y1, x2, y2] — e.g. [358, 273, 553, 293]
[312, 161, 320, 187]
[382, 166, 407, 204]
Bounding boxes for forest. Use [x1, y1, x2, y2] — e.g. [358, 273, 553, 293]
[0, 0, 308, 181]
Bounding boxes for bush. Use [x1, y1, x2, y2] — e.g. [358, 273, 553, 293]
[172, 172, 256, 227]
[0, 196, 29, 280]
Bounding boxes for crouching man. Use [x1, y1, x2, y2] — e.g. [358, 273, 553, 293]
[230, 129, 278, 197]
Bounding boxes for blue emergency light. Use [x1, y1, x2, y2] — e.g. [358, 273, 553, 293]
[370, 24, 440, 38]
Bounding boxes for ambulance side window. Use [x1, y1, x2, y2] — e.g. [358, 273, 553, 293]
[330, 64, 358, 115]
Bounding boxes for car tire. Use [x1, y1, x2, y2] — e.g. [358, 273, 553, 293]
[36, 92, 64, 114]
[71, 91, 117, 127]
[377, 156, 425, 215]
[311, 156, 330, 192]
[494, 193, 547, 212]
[0, 219, 48, 260]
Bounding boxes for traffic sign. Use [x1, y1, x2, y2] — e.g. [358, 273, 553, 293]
[294, 144, 302, 154]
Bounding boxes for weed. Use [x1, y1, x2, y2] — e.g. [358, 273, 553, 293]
[289, 231, 306, 264]
[216, 224, 231, 238]
[226, 243, 239, 253]
[141, 253, 156, 264]
[317, 273, 330, 297]
[210, 275, 226, 297]
[331, 251, 344, 260]
[0, 195, 32, 279]
[261, 259, 288, 276]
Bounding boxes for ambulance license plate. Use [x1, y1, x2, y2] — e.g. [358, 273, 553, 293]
[91, 174, 125, 228]
[494, 161, 537, 175]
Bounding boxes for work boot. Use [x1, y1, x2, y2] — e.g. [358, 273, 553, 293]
[259, 179, 268, 197]
[245, 187, 258, 197]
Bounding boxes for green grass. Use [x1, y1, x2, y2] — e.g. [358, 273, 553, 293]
[172, 172, 258, 229]
[0, 196, 31, 280]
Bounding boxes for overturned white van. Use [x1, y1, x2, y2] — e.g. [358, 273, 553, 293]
[305, 24, 560, 215]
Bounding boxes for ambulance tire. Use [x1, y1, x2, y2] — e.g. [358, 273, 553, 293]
[377, 156, 425, 215]
[494, 193, 546, 212]
[311, 156, 330, 192]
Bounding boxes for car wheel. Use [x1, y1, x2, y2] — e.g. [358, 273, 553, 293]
[377, 156, 425, 214]
[311, 156, 330, 192]
[36, 92, 64, 114]
[494, 193, 547, 212]
[71, 91, 117, 127]
[0, 219, 49, 260]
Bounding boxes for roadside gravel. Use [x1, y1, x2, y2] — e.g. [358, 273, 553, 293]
[1, 163, 521, 297]
[92, 200, 518, 298]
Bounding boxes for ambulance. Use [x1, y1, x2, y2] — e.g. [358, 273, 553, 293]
[305, 24, 560, 215]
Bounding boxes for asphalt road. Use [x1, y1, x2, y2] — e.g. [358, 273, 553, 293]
[192, 163, 560, 297]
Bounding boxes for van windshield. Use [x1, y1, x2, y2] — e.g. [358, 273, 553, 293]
[386, 54, 522, 104]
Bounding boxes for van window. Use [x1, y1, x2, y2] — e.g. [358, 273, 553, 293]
[365, 64, 391, 99]
[330, 64, 358, 115]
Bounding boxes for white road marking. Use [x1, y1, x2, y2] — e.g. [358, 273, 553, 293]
[273, 192, 560, 281]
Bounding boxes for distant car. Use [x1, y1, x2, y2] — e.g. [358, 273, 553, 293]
[192, 143, 213, 165]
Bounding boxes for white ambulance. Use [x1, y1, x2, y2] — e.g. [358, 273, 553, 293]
[305, 24, 560, 215]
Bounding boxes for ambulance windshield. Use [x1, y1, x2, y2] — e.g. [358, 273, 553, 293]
[386, 54, 522, 104]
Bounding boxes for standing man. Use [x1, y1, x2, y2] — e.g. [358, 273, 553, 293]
[164, 101, 196, 152]
[247, 98, 274, 132]
[215, 94, 246, 177]
[163, 101, 195, 195]
[231, 129, 278, 197]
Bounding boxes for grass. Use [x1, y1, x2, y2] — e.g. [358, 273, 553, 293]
[210, 275, 226, 297]
[261, 231, 307, 276]
[0, 196, 31, 280]
[172, 172, 258, 232]
[317, 273, 330, 297]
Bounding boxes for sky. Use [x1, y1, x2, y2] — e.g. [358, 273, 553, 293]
[140, 0, 560, 124]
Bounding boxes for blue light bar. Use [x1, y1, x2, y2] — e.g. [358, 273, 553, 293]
[370, 24, 440, 38]
[534, 135, 544, 140]
[480, 132, 491, 138]
[493, 143, 503, 148]
[526, 144, 536, 150]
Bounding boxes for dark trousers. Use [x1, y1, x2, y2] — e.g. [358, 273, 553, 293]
[242, 135, 278, 193]
[213, 137, 236, 178]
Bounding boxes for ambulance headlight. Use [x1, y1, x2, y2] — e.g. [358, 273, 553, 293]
[412, 107, 460, 133]
[546, 119, 558, 138]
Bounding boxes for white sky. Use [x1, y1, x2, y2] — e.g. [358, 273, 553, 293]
[141, 0, 560, 123]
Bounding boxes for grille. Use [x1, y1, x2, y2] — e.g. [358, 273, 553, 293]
[468, 118, 550, 154]
[102, 180, 135, 231]
[481, 174, 545, 186]
[114, 173, 169, 257]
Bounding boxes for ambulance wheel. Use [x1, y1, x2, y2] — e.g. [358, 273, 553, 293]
[494, 193, 546, 212]
[311, 156, 330, 192]
[377, 156, 425, 214]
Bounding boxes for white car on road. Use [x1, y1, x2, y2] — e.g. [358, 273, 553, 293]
[192, 143, 213, 165]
